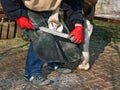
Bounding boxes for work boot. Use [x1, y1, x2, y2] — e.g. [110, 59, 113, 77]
[24, 75, 52, 85]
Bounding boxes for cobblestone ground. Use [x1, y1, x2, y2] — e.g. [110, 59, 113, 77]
[0, 35, 120, 90]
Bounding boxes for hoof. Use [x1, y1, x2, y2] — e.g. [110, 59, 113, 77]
[78, 63, 90, 70]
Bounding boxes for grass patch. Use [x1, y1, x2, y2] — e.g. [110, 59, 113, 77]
[0, 38, 29, 49]
[93, 20, 120, 42]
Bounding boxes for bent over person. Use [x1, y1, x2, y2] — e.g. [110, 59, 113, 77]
[1, 0, 84, 86]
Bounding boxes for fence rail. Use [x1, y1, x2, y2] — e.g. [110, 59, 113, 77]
[94, 16, 120, 24]
[0, 8, 21, 40]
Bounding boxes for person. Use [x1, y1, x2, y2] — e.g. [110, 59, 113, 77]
[61, 0, 84, 44]
[0, 0, 84, 86]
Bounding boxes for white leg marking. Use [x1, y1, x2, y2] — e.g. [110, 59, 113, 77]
[78, 19, 93, 70]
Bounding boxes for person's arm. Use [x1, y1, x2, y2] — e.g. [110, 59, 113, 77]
[62, 0, 83, 26]
[62, 0, 84, 43]
[1, 0, 27, 20]
[1, 0, 34, 29]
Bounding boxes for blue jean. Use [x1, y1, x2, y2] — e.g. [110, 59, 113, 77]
[24, 42, 44, 77]
[24, 10, 67, 77]
[24, 42, 62, 77]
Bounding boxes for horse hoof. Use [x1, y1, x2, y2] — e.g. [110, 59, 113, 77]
[78, 63, 90, 70]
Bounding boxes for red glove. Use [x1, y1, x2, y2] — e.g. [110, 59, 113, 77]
[16, 16, 34, 30]
[69, 25, 84, 44]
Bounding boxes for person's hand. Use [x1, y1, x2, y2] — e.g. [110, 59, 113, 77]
[16, 16, 34, 30]
[69, 25, 84, 44]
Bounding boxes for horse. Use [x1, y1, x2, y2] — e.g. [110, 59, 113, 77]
[77, 0, 98, 70]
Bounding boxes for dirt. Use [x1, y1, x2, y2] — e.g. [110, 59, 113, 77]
[0, 31, 120, 90]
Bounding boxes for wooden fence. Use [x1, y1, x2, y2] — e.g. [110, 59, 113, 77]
[94, 16, 120, 24]
[0, 8, 22, 40]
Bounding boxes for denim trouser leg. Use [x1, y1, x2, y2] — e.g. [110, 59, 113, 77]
[25, 42, 44, 77]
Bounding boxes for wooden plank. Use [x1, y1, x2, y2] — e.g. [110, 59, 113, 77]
[8, 21, 16, 39]
[94, 16, 120, 24]
[1, 21, 8, 39]
[16, 25, 22, 38]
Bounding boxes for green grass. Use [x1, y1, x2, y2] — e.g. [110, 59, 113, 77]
[93, 20, 120, 42]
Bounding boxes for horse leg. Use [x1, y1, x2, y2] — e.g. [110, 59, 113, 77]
[78, 19, 93, 70]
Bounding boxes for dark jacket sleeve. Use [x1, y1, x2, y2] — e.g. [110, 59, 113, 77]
[61, 0, 84, 25]
[1, 0, 28, 20]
